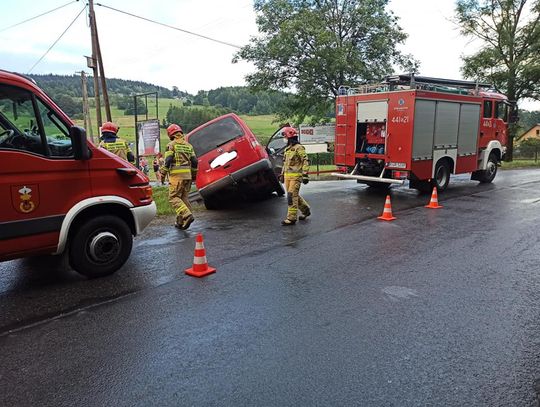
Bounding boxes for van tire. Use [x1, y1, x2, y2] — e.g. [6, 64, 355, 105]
[69, 215, 133, 278]
[204, 197, 219, 210]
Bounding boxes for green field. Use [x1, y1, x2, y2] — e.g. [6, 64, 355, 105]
[75, 100, 279, 153]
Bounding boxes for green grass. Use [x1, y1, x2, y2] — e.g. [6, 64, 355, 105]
[152, 186, 175, 216]
[240, 114, 279, 144]
[501, 159, 540, 169]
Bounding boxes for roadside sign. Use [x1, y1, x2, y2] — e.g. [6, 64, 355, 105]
[137, 119, 160, 156]
[299, 124, 335, 144]
[304, 143, 329, 154]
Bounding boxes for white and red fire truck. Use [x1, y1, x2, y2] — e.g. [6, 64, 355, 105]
[333, 74, 515, 191]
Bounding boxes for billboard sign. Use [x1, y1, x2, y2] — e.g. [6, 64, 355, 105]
[137, 119, 160, 156]
[299, 124, 335, 144]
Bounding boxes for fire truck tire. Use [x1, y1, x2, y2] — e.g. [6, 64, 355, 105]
[434, 161, 451, 191]
[69, 215, 133, 278]
[477, 153, 498, 183]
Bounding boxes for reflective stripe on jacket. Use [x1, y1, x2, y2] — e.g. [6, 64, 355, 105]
[99, 139, 131, 161]
[162, 136, 197, 180]
[282, 143, 309, 179]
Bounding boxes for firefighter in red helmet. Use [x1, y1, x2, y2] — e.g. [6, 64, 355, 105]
[160, 123, 198, 229]
[98, 121, 134, 163]
[279, 126, 310, 225]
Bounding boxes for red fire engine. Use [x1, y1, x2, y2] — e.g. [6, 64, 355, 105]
[333, 74, 515, 191]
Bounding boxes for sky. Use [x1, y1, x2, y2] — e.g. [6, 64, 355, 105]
[1, 0, 538, 110]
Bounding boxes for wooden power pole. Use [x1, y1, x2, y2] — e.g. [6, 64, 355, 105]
[78, 71, 94, 143]
[88, 0, 111, 125]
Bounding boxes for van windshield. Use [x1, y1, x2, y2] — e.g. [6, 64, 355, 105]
[188, 116, 244, 156]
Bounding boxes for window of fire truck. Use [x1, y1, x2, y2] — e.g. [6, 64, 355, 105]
[496, 101, 508, 122]
[35, 97, 72, 157]
[0, 84, 45, 155]
[483, 100, 493, 118]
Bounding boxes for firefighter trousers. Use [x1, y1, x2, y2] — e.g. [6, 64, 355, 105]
[285, 177, 310, 221]
[168, 177, 192, 225]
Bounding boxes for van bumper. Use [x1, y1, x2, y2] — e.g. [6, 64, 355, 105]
[198, 158, 272, 198]
[131, 201, 157, 235]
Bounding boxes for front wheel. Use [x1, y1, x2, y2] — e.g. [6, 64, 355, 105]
[476, 153, 498, 183]
[69, 215, 133, 278]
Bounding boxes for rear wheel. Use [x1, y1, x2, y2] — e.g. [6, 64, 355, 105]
[434, 161, 451, 191]
[203, 196, 220, 210]
[69, 215, 132, 278]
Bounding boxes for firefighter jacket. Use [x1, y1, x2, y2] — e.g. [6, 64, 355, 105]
[99, 138, 134, 162]
[281, 143, 309, 179]
[161, 136, 198, 180]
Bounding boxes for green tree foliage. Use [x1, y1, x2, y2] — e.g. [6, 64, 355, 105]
[165, 106, 231, 133]
[54, 94, 83, 117]
[234, 0, 417, 123]
[517, 109, 540, 132]
[455, 0, 540, 160]
[205, 86, 289, 114]
[517, 137, 540, 157]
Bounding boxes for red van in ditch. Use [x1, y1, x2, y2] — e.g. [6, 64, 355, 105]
[0, 70, 156, 278]
[186, 113, 284, 208]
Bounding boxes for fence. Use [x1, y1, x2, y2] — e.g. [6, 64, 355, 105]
[513, 146, 539, 162]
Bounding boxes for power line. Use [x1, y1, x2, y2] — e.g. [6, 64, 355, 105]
[27, 5, 87, 74]
[95, 2, 242, 49]
[0, 0, 79, 33]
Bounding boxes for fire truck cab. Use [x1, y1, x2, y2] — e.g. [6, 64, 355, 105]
[0, 71, 156, 278]
[333, 75, 513, 191]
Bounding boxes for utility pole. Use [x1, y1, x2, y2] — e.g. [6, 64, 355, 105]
[88, 0, 111, 125]
[78, 71, 94, 143]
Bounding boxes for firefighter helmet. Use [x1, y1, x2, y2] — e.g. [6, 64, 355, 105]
[167, 124, 183, 138]
[101, 121, 119, 134]
[282, 127, 298, 139]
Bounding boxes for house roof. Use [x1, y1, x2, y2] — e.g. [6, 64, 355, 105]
[516, 123, 540, 141]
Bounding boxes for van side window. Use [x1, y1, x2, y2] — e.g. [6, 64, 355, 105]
[483, 100, 493, 118]
[496, 101, 508, 122]
[0, 84, 45, 155]
[35, 98, 72, 157]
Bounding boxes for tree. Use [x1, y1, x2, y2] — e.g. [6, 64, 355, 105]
[234, 0, 417, 123]
[455, 0, 540, 160]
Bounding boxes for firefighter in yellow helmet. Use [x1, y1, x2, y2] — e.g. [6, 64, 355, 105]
[160, 124, 198, 229]
[279, 126, 310, 225]
[98, 121, 134, 163]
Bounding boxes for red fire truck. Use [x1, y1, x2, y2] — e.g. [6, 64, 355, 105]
[0, 70, 156, 278]
[333, 75, 515, 191]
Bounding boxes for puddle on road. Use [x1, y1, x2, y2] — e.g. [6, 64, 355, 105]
[382, 285, 419, 301]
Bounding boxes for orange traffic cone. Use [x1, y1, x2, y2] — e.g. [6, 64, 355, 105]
[377, 195, 396, 221]
[425, 187, 443, 209]
[185, 233, 216, 278]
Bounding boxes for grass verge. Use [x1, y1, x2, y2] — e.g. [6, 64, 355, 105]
[501, 160, 540, 169]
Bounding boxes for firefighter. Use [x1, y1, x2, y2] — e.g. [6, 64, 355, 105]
[279, 126, 310, 225]
[160, 123, 198, 230]
[98, 121, 134, 163]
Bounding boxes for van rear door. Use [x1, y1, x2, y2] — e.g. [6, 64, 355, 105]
[0, 83, 90, 260]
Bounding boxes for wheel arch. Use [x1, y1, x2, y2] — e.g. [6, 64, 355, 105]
[55, 196, 135, 255]
[434, 156, 455, 175]
[479, 140, 503, 170]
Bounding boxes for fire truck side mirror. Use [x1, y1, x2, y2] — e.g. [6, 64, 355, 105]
[71, 126, 91, 160]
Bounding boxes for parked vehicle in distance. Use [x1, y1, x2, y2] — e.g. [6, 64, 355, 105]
[186, 113, 284, 209]
[0, 70, 156, 278]
[333, 74, 516, 191]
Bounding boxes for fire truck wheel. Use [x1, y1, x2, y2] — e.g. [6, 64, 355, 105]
[434, 161, 451, 191]
[478, 153, 498, 183]
[69, 215, 133, 278]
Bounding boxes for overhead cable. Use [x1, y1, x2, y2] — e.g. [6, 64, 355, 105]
[27, 5, 87, 73]
[0, 0, 79, 33]
[95, 2, 242, 49]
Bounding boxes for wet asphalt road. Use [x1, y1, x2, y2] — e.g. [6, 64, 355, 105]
[2, 169, 540, 406]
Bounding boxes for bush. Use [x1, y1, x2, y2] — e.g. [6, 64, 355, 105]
[165, 105, 231, 133]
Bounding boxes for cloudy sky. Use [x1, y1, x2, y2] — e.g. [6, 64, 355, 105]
[1, 0, 538, 109]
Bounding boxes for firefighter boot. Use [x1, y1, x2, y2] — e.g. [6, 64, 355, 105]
[299, 208, 311, 221]
[281, 219, 296, 226]
[181, 214, 195, 230]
